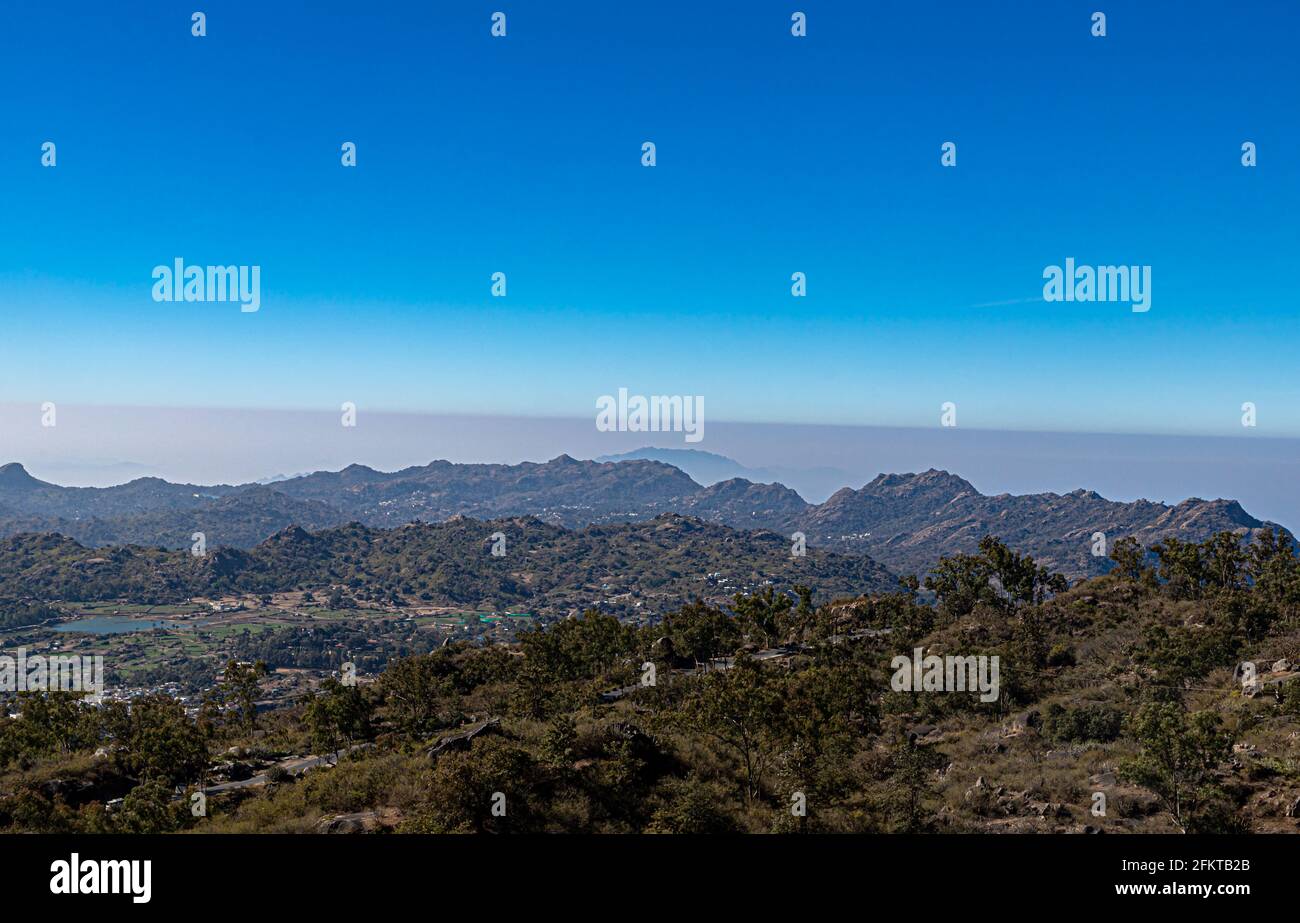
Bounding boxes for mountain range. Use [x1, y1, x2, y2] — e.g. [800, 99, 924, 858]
[594, 446, 853, 501]
[0, 453, 1285, 580]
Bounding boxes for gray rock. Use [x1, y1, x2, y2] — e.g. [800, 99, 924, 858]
[428, 716, 502, 761]
[315, 811, 380, 834]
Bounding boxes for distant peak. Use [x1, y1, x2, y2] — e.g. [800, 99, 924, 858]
[0, 463, 45, 489]
[262, 524, 317, 546]
[864, 469, 975, 495]
[1172, 497, 1260, 526]
[600, 447, 734, 463]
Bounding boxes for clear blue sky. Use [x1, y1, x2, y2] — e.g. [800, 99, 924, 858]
[2, 0, 1297, 436]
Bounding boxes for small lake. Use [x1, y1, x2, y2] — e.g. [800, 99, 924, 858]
[54, 616, 180, 635]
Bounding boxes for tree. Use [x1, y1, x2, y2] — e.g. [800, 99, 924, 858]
[7, 692, 99, 759]
[772, 659, 877, 814]
[925, 537, 1065, 618]
[731, 587, 793, 648]
[541, 715, 577, 769]
[1120, 703, 1234, 832]
[1248, 528, 1300, 624]
[925, 551, 996, 618]
[1152, 537, 1206, 599]
[661, 599, 740, 667]
[888, 734, 944, 832]
[115, 779, 181, 834]
[221, 660, 267, 732]
[380, 654, 457, 739]
[978, 536, 1067, 608]
[303, 679, 372, 754]
[519, 609, 636, 682]
[1201, 532, 1247, 592]
[787, 585, 817, 642]
[401, 738, 538, 833]
[1108, 536, 1148, 582]
[646, 775, 738, 834]
[677, 655, 783, 801]
[117, 694, 209, 786]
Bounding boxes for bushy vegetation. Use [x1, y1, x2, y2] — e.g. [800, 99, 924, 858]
[0, 514, 895, 618]
[2, 529, 1298, 834]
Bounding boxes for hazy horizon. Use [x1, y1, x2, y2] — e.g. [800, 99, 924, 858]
[5, 402, 1297, 532]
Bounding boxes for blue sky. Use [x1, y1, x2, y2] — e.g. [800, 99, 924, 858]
[2, 0, 1298, 436]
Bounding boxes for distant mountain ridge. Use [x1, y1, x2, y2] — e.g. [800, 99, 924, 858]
[594, 447, 852, 501]
[796, 468, 1280, 577]
[0, 454, 1285, 580]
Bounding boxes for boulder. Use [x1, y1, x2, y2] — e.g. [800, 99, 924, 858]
[428, 717, 502, 761]
[315, 811, 381, 834]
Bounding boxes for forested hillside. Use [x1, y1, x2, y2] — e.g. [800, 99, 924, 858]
[3, 529, 1298, 834]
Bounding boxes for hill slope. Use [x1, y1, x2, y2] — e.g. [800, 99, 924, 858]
[0, 514, 898, 619]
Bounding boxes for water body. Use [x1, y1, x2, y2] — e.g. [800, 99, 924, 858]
[54, 616, 180, 635]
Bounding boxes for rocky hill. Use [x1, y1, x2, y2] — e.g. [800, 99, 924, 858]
[799, 469, 1280, 578]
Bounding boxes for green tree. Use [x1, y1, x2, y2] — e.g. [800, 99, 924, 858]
[380, 654, 457, 739]
[402, 738, 538, 833]
[8, 692, 99, 759]
[1201, 532, 1247, 592]
[117, 694, 209, 786]
[1152, 537, 1206, 599]
[1108, 536, 1148, 582]
[925, 551, 996, 618]
[978, 535, 1067, 608]
[646, 775, 738, 834]
[221, 660, 267, 732]
[1248, 528, 1300, 622]
[925, 537, 1064, 618]
[731, 587, 793, 648]
[303, 678, 373, 754]
[678, 655, 784, 801]
[888, 734, 945, 832]
[661, 599, 740, 667]
[115, 779, 181, 834]
[1120, 703, 1234, 832]
[540, 715, 577, 768]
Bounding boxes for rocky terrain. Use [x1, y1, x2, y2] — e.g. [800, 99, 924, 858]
[0, 456, 1285, 581]
[0, 513, 898, 620]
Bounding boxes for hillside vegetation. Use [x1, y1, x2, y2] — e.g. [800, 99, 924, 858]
[0, 513, 897, 620]
[2, 529, 1299, 834]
